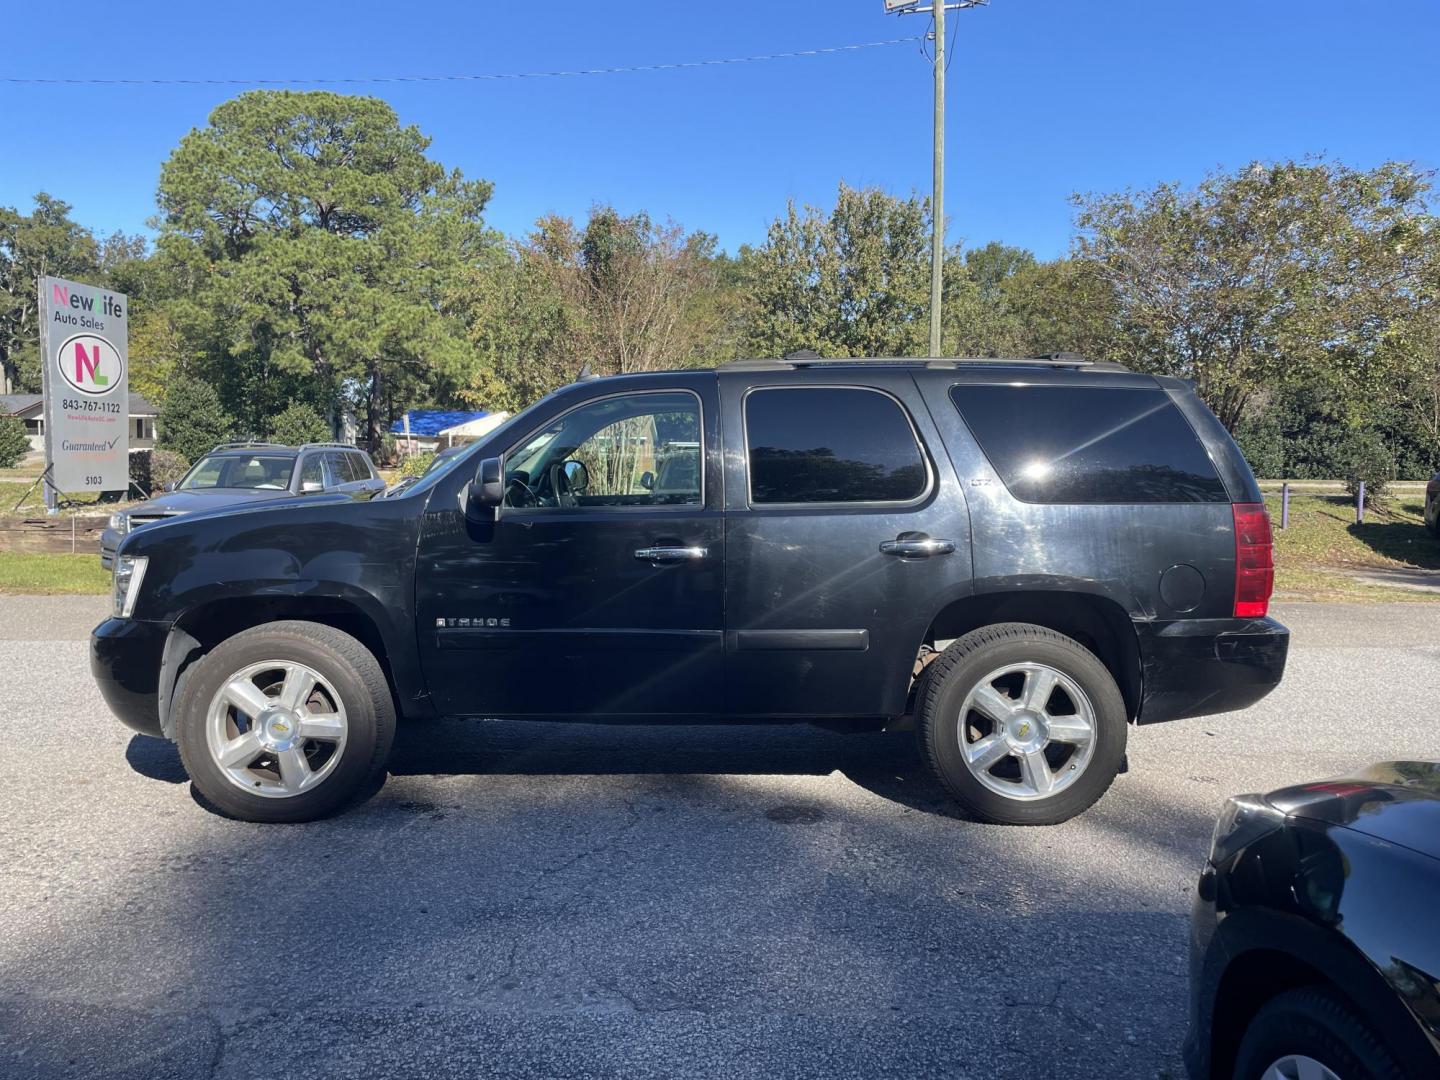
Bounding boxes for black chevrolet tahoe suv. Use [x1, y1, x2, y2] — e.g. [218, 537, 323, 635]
[92, 355, 1289, 825]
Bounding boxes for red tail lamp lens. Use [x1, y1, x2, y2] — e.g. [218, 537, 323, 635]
[1233, 503, 1274, 618]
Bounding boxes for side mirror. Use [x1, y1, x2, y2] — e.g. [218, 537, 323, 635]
[639, 470, 655, 491]
[468, 456, 505, 510]
[300, 480, 323, 494]
[163, 481, 177, 493]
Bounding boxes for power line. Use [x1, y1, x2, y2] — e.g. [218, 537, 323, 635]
[0, 37, 923, 87]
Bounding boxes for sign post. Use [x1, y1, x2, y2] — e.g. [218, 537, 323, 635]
[37, 276, 129, 511]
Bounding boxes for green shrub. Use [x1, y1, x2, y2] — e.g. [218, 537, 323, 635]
[151, 448, 190, 491]
[1339, 430, 1395, 508]
[269, 401, 330, 446]
[157, 376, 235, 463]
[400, 451, 436, 478]
[0, 415, 30, 468]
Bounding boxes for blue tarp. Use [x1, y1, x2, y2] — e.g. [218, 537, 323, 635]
[391, 409, 489, 437]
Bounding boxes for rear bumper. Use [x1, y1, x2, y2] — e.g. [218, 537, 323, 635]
[90, 617, 168, 738]
[1136, 615, 1289, 724]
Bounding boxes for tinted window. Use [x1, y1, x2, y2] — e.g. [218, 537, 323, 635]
[503, 391, 702, 510]
[746, 388, 928, 505]
[951, 385, 1228, 504]
[298, 454, 324, 487]
[349, 453, 375, 481]
[323, 452, 353, 486]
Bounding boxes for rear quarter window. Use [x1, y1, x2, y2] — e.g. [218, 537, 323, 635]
[950, 385, 1228, 504]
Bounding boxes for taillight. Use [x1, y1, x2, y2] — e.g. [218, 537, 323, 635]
[1233, 502, 1274, 618]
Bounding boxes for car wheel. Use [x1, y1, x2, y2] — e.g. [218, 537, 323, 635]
[1232, 986, 1407, 1080]
[174, 621, 395, 823]
[918, 622, 1127, 825]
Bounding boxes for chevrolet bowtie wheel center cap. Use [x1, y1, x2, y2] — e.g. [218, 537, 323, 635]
[1006, 711, 1047, 751]
[258, 709, 302, 752]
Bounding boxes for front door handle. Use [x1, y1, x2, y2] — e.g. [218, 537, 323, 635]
[880, 536, 956, 558]
[635, 546, 708, 563]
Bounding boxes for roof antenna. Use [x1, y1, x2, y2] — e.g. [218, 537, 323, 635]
[575, 361, 594, 381]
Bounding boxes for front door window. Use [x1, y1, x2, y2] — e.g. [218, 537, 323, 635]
[503, 391, 702, 510]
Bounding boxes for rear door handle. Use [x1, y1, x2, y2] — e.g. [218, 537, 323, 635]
[635, 546, 708, 563]
[880, 537, 956, 558]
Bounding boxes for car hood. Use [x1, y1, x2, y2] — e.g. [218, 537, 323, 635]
[130, 488, 296, 516]
[1266, 761, 1440, 861]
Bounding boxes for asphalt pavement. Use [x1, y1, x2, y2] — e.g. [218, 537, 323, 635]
[1, 597, 1437, 1079]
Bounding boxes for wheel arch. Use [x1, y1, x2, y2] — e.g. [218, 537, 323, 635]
[1208, 914, 1437, 1080]
[1207, 948, 1329, 1079]
[157, 593, 430, 738]
[918, 590, 1142, 721]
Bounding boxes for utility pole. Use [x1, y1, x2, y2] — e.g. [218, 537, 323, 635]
[884, 1, 989, 358]
[930, 0, 945, 358]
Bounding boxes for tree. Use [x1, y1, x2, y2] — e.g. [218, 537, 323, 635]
[156, 90, 495, 448]
[0, 415, 30, 468]
[0, 194, 102, 393]
[268, 401, 330, 445]
[1073, 160, 1436, 430]
[156, 375, 234, 463]
[459, 205, 736, 412]
[739, 184, 931, 358]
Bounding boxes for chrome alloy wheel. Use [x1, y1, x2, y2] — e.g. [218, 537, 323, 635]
[1261, 1055, 1341, 1080]
[956, 662, 1097, 801]
[205, 661, 348, 799]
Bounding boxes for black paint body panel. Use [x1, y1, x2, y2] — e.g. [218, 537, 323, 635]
[1187, 764, 1440, 1079]
[90, 361, 1287, 733]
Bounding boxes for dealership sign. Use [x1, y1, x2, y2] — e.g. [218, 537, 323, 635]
[38, 276, 129, 495]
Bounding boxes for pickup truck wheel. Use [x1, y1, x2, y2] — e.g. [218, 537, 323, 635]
[174, 621, 395, 823]
[919, 623, 1127, 825]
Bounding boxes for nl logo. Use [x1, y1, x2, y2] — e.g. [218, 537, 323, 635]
[56, 333, 124, 397]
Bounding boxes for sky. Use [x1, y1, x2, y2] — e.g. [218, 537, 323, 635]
[1, 0, 1437, 260]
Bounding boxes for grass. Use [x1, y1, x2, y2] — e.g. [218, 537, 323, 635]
[0, 553, 111, 595]
[1270, 493, 1440, 602]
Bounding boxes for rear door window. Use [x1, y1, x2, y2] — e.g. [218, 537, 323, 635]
[950, 385, 1228, 504]
[745, 387, 928, 505]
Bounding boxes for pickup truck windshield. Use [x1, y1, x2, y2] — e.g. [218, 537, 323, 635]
[180, 454, 295, 491]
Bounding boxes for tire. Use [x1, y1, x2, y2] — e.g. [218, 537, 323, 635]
[919, 622, 1127, 825]
[174, 621, 395, 823]
[1232, 986, 1407, 1080]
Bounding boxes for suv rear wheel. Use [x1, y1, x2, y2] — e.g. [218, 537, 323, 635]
[919, 623, 1127, 825]
[174, 621, 395, 823]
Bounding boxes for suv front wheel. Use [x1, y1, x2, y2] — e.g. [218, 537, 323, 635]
[919, 623, 1127, 825]
[174, 621, 395, 823]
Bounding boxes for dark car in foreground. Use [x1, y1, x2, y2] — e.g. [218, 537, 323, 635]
[1425, 470, 1438, 536]
[101, 441, 384, 568]
[92, 354, 1288, 824]
[1187, 761, 1440, 1080]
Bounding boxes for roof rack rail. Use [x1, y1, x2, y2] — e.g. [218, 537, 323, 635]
[718, 353, 1128, 372]
[1027, 351, 1089, 364]
[299, 442, 356, 451]
[214, 440, 286, 450]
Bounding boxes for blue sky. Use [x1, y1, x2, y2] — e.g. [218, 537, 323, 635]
[1, 0, 1436, 259]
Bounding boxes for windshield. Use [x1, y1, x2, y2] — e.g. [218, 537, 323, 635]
[179, 454, 295, 491]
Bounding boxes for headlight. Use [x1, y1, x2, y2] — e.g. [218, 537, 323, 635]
[1209, 794, 1285, 867]
[112, 555, 148, 619]
[108, 512, 129, 534]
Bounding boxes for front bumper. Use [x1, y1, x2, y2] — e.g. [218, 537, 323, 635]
[1136, 616, 1289, 724]
[91, 617, 168, 738]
